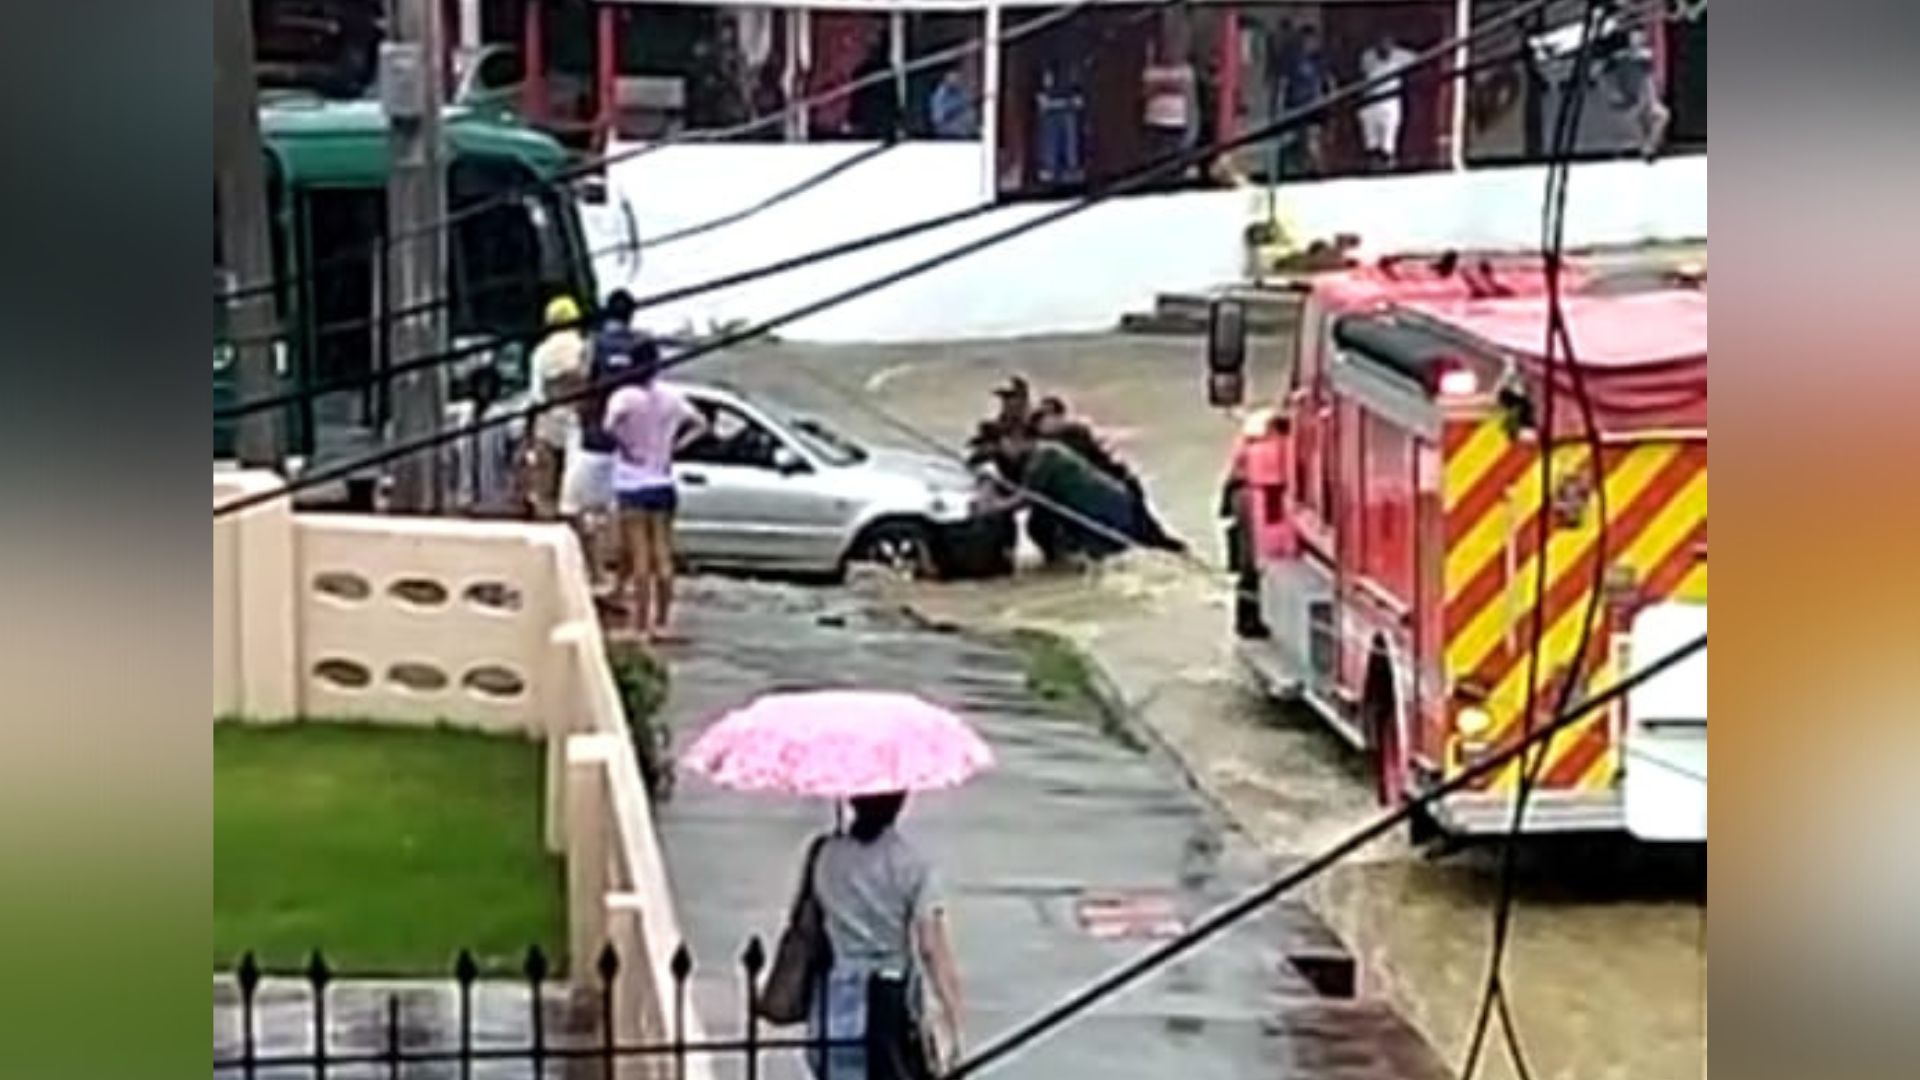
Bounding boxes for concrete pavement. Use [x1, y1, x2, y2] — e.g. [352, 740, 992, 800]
[647, 575, 1446, 1080]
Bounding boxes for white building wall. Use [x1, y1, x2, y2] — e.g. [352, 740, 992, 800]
[585, 141, 1705, 343]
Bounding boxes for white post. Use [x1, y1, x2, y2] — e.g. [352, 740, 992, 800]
[982, 1, 1002, 199]
[890, 9, 908, 134]
[1450, 0, 1470, 170]
[566, 738, 613, 987]
[459, 0, 482, 50]
[785, 7, 812, 142]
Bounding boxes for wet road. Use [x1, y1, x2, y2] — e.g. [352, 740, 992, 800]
[649, 575, 1445, 1080]
[693, 324, 1708, 1080]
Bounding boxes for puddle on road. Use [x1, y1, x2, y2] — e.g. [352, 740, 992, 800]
[1305, 847, 1708, 1080]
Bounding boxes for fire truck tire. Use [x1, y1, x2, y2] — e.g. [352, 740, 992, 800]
[1362, 652, 1400, 809]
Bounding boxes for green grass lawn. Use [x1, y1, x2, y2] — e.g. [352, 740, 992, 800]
[214, 721, 564, 977]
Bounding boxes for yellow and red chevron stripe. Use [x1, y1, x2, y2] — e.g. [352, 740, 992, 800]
[1441, 416, 1707, 795]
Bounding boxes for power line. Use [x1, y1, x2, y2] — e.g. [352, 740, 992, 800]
[212, 0, 1563, 519]
[1461, 3, 1620, 1077]
[943, 630, 1706, 1080]
[214, 0, 1189, 307]
[215, 35, 1537, 424]
[642, 141, 899, 250]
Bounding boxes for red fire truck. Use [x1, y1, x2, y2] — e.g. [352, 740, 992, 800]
[1217, 256, 1707, 841]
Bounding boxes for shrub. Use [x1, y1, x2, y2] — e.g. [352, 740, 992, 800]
[607, 644, 674, 799]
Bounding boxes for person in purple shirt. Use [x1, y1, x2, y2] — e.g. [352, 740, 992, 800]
[603, 358, 708, 642]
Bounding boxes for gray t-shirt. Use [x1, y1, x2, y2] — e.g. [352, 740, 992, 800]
[810, 831, 939, 972]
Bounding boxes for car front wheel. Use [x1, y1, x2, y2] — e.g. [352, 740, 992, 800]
[846, 520, 936, 581]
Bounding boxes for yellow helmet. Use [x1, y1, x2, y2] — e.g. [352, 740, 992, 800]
[543, 295, 582, 328]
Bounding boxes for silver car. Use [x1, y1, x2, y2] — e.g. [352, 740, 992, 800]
[666, 382, 986, 578]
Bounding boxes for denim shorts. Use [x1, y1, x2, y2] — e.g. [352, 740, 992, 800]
[615, 485, 677, 513]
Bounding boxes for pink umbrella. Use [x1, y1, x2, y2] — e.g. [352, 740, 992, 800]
[681, 689, 994, 797]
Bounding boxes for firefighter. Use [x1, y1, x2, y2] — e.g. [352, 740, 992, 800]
[1221, 409, 1290, 637]
[1031, 396, 1186, 554]
[989, 424, 1137, 565]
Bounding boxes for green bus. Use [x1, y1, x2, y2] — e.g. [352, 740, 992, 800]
[214, 94, 601, 503]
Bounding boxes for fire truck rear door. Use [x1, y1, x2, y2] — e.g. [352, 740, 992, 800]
[1622, 600, 1707, 841]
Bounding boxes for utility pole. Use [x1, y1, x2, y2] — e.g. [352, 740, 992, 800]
[213, 0, 282, 467]
[380, 0, 449, 512]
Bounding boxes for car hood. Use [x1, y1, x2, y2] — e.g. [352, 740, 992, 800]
[859, 448, 978, 491]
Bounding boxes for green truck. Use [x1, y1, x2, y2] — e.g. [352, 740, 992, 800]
[214, 95, 602, 504]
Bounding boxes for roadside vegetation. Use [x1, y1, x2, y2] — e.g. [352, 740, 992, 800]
[1006, 628, 1146, 752]
[213, 720, 563, 976]
[607, 643, 674, 798]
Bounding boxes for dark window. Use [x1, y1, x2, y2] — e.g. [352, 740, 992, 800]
[682, 401, 783, 469]
[476, 49, 525, 92]
[448, 158, 571, 346]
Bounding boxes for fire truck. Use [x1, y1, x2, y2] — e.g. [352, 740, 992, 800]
[1215, 255, 1707, 842]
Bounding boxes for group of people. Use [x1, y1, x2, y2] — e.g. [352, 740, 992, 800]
[967, 375, 1185, 568]
[523, 289, 708, 644]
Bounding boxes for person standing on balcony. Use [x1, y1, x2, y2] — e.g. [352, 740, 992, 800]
[1142, 36, 1199, 183]
[603, 353, 707, 643]
[1358, 34, 1418, 170]
[1272, 23, 1332, 178]
[804, 791, 966, 1079]
[929, 63, 979, 139]
[848, 36, 903, 141]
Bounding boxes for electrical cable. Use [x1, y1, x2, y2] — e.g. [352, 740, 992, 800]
[942, 630, 1705, 1080]
[211, 0, 1563, 519]
[215, 33, 1539, 424]
[1460, 3, 1629, 1077]
[213, 0, 1191, 307]
[642, 140, 899, 250]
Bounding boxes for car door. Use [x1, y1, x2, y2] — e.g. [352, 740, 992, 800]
[674, 397, 856, 570]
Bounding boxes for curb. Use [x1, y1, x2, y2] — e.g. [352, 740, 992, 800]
[902, 601, 1364, 1002]
[1058, 635, 1361, 1003]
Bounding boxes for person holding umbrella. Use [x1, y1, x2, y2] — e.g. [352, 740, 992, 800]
[683, 690, 982, 1078]
[805, 790, 964, 1078]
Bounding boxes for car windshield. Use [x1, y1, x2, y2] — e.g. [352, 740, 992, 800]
[784, 413, 868, 467]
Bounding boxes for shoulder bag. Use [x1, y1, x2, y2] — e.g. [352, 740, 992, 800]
[757, 835, 833, 1024]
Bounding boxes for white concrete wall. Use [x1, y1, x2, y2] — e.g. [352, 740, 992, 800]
[589, 141, 1706, 343]
[213, 470, 704, 1065]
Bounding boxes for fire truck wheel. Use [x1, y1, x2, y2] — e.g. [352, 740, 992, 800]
[1362, 653, 1400, 809]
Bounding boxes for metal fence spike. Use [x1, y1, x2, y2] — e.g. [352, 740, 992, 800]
[670, 942, 693, 981]
[236, 951, 261, 995]
[741, 936, 767, 975]
[306, 950, 331, 988]
[597, 942, 621, 982]
[385, 994, 401, 1079]
[454, 948, 479, 985]
[525, 944, 550, 984]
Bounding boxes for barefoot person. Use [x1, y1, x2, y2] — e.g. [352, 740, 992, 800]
[604, 359, 707, 641]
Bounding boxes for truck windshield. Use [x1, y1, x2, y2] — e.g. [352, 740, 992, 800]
[447, 158, 589, 396]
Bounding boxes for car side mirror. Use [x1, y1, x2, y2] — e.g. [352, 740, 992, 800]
[1206, 298, 1248, 408]
[773, 446, 809, 475]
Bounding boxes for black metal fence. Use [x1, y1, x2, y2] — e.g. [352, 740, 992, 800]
[214, 937, 865, 1078]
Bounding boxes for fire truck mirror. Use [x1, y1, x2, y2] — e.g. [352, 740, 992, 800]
[1207, 299, 1248, 407]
